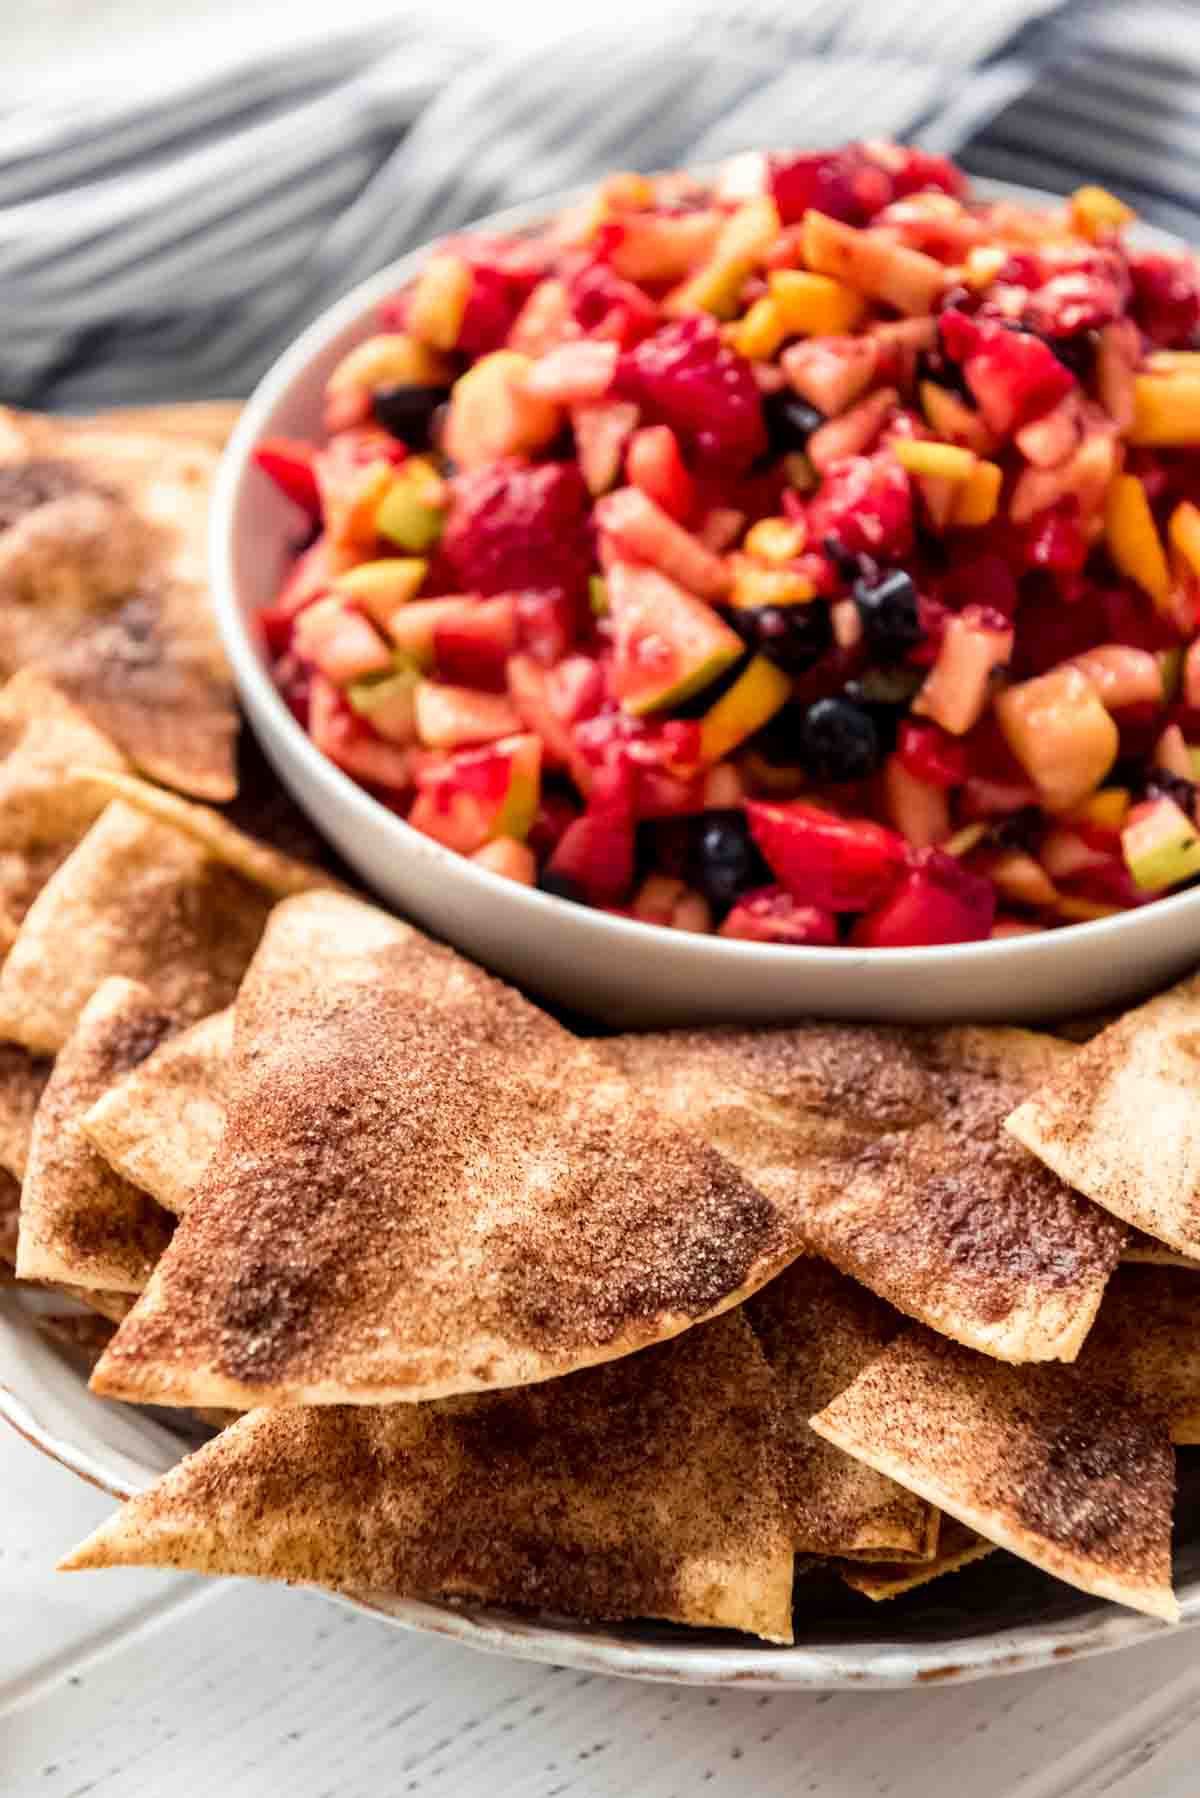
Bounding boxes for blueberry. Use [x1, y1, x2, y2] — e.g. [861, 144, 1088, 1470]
[762, 389, 825, 456]
[1042, 331, 1096, 381]
[741, 601, 832, 674]
[1145, 772, 1199, 819]
[691, 809, 767, 910]
[853, 568, 924, 662]
[370, 383, 452, 448]
[538, 869, 582, 903]
[799, 697, 879, 782]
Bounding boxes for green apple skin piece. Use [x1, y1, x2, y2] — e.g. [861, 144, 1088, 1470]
[375, 463, 446, 552]
[346, 663, 421, 743]
[334, 557, 428, 623]
[1122, 796, 1200, 890]
[494, 734, 542, 841]
[606, 562, 744, 718]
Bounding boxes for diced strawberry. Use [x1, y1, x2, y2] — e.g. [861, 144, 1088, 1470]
[939, 312, 1075, 436]
[768, 146, 892, 227]
[888, 147, 968, 201]
[567, 260, 660, 347]
[719, 885, 838, 944]
[545, 757, 637, 906]
[625, 426, 695, 523]
[850, 847, 995, 946]
[440, 460, 593, 598]
[747, 799, 907, 911]
[804, 451, 913, 561]
[309, 673, 412, 794]
[895, 720, 969, 789]
[253, 438, 321, 517]
[616, 316, 766, 469]
[409, 732, 541, 853]
[1128, 250, 1200, 347]
[292, 598, 393, 685]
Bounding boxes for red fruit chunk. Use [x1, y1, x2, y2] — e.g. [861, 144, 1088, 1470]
[896, 721, 969, 789]
[513, 588, 582, 666]
[409, 732, 541, 854]
[747, 799, 907, 912]
[719, 885, 838, 945]
[432, 595, 516, 691]
[939, 313, 1075, 436]
[804, 451, 913, 561]
[253, 437, 321, 517]
[595, 486, 729, 601]
[545, 758, 637, 906]
[568, 261, 660, 348]
[440, 460, 592, 599]
[626, 425, 695, 523]
[1129, 250, 1200, 347]
[617, 317, 766, 469]
[1022, 503, 1089, 578]
[889, 148, 968, 201]
[851, 848, 996, 947]
[768, 146, 891, 227]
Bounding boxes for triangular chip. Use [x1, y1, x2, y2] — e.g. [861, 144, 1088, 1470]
[0, 410, 237, 800]
[839, 1520, 994, 1602]
[810, 1329, 1178, 1621]
[0, 1166, 19, 1267]
[1008, 974, 1200, 1259]
[92, 890, 797, 1409]
[606, 1026, 1124, 1364]
[0, 800, 273, 1054]
[34, 1310, 117, 1377]
[0, 668, 129, 952]
[0, 1040, 51, 1179]
[55, 401, 243, 453]
[17, 978, 178, 1292]
[82, 1007, 233, 1214]
[1077, 1265, 1200, 1444]
[66, 1313, 796, 1643]
[745, 1257, 936, 1559]
[75, 770, 330, 899]
[1123, 1229, 1200, 1271]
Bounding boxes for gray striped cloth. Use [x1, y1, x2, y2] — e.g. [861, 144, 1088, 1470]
[1, 0, 1196, 412]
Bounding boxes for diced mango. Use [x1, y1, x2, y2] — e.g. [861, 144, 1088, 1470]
[1130, 374, 1200, 447]
[800, 212, 945, 316]
[729, 563, 816, 611]
[1169, 499, 1200, 578]
[326, 332, 452, 399]
[406, 254, 473, 351]
[699, 655, 791, 764]
[1075, 787, 1131, 831]
[995, 665, 1119, 813]
[952, 459, 1003, 527]
[743, 517, 807, 563]
[1069, 185, 1135, 241]
[1105, 473, 1171, 606]
[768, 269, 867, 337]
[734, 296, 788, 360]
[893, 440, 977, 483]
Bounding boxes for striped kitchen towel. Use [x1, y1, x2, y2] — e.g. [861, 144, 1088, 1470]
[0, 0, 1195, 411]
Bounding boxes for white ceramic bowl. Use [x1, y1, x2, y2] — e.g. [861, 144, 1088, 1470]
[210, 186, 1200, 1027]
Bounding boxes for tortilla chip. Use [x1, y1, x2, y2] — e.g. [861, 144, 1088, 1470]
[57, 402, 242, 453]
[1077, 1265, 1200, 1444]
[0, 800, 273, 1055]
[0, 1041, 51, 1179]
[82, 1007, 233, 1215]
[810, 1329, 1178, 1621]
[1122, 1229, 1200, 1270]
[0, 410, 238, 800]
[67, 1312, 796, 1643]
[34, 1310, 117, 1375]
[74, 770, 330, 899]
[745, 1257, 936, 1559]
[839, 1520, 995, 1601]
[0, 668, 130, 950]
[606, 1026, 1123, 1364]
[1008, 976, 1200, 1259]
[0, 1167, 19, 1267]
[17, 978, 178, 1292]
[92, 890, 798, 1409]
[59, 1287, 135, 1325]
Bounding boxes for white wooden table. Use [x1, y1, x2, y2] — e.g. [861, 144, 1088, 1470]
[6, 3, 1200, 1790]
[4, 1412, 1200, 1798]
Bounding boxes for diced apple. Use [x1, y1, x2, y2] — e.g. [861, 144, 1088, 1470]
[374, 458, 447, 552]
[607, 210, 723, 282]
[1069, 644, 1163, 710]
[919, 381, 997, 455]
[882, 755, 951, 848]
[912, 610, 1014, 737]
[325, 332, 453, 431]
[801, 211, 946, 316]
[333, 558, 427, 628]
[718, 885, 837, 945]
[1122, 796, 1200, 890]
[983, 850, 1059, 909]
[572, 400, 640, 495]
[595, 486, 731, 600]
[346, 664, 420, 744]
[470, 837, 537, 884]
[409, 733, 542, 853]
[414, 682, 521, 750]
[525, 338, 619, 403]
[443, 350, 562, 468]
[782, 336, 878, 415]
[507, 277, 575, 356]
[995, 665, 1119, 813]
[807, 387, 898, 472]
[309, 673, 414, 792]
[1095, 319, 1139, 432]
[292, 597, 393, 685]
[406, 253, 473, 351]
[605, 561, 744, 715]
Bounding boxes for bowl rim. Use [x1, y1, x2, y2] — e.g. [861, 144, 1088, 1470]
[197, 174, 1200, 1685]
[209, 178, 1200, 986]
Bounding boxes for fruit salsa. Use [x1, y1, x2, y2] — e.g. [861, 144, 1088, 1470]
[255, 143, 1200, 947]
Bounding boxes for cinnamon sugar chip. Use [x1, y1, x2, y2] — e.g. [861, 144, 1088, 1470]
[0, 1040, 51, 1179]
[0, 408, 238, 800]
[1009, 972, 1200, 1259]
[811, 1329, 1179, 1621]
[607, 1025, 1124, 1364]
[0, 800, 273, 1055]
[66, 1313, 795, 1643]
[1122, 1229, 1200, 1271]
[91, 891, 797, 1409]
[1077, 1265, 1200, 1445]
[0, 1167, 18, 1267]
[17, 978, 178, 1292]
[83, 1007, 233, 1215]
[745, 1257, 936, 1559]
[838, 1520, 995, 1602]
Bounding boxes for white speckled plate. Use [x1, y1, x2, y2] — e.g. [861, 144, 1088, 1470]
[4, 1292, 1198, 1688]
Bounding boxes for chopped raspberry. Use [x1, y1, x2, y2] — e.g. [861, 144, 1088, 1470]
[440, 460, 593, 599]
[767, 146, 892, 226]
[567, 260, 660, 347]
[1129, 250, 1200, 348]
[805, 452, 914, 561]
[616, 316, 767, 469]
[888, 148, 968, 200]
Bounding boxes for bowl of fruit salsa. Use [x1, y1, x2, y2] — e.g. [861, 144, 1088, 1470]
[211, 145, 1200, 1025]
